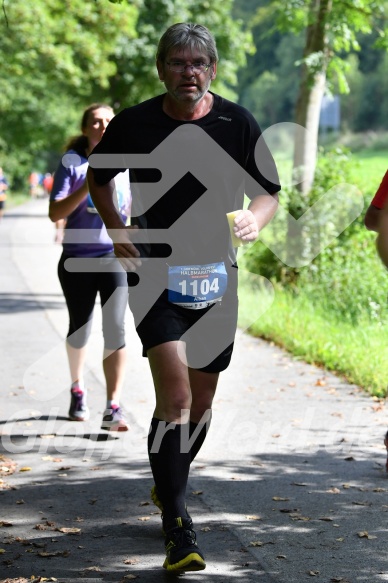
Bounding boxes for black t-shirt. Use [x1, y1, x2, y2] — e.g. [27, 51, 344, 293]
[90, 92, 280, 270]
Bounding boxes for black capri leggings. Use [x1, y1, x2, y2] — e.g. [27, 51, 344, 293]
[58, 252, 128, 350]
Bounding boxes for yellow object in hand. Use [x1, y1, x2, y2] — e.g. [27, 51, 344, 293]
[226, 210, 243, 247]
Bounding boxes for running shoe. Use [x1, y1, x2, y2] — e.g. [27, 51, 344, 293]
[68, 389, 90, 422]
[163, 516, 206, 573]
[101, 406, 129, 432]
[384, 430, 388, 472]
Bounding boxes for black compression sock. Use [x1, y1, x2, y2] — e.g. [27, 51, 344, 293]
[189, 418, 211, 462]
[148, 417, 191, 522]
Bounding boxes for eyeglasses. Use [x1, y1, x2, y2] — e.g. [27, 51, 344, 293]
[166, 61, 211, 74]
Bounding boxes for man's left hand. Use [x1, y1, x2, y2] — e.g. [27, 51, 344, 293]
[233, 210, 259, 243]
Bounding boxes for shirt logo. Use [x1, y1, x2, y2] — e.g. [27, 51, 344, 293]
[218, 116, 232, 122]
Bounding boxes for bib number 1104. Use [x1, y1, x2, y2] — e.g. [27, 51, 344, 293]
[179, 277, 219, 297]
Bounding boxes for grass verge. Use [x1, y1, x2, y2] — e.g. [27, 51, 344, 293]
[238, 278, 388, 398]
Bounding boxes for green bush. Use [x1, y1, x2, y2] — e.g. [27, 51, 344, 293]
[298, 224, 388, 325]
[243, 146, 354, 281]
[241, 146, 388, 324]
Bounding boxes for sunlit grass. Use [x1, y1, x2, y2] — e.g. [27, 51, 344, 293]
[350, 151, 387, 196]
[238, 282, 388, 398]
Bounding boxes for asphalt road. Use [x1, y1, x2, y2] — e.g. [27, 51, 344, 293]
[0, 199, 387, 583]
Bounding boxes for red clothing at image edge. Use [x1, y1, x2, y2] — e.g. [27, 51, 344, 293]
[371, 170, 388, 209]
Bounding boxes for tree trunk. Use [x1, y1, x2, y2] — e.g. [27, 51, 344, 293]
[293, 0, 333, 195]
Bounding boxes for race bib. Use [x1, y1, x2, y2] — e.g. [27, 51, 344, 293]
[168, 262, 227, 310]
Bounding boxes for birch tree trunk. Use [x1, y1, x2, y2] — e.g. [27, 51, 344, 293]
[293, 0, 333, 195]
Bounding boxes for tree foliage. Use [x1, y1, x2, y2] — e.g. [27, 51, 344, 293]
[236, 0, 387, 193]
[0, 0, 252, 187]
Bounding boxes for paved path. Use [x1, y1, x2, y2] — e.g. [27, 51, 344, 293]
[0, 199, 387, 583]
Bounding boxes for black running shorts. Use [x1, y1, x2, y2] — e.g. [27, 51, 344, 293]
[131, 289, 238, 373]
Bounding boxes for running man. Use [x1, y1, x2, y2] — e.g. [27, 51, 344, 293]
[88, 23, 280, 572]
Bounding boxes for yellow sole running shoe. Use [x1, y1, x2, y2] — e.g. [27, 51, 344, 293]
[163, 517, 206, 573]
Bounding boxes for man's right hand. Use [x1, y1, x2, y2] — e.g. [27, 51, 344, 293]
[109, 225, 142, 272]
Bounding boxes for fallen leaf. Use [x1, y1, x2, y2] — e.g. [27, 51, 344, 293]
[192, 490, 203, 495]
[123, 558, 139, 565]
[34, 521, 56, 531]
[0, 521, 13, 527]
[352, 501, 371, 506]
[308, 571, 320, 576]
[121, 576, 138, 581]
[246, 515, 261, 521]
[249, 540, 263, 547]
[137, 517, 150, 522]
[201, 527, 211, 532]
[139, 501, 150, 506]
[318, 517, 334, 522]
[291, 482, 308, 487]
[276, 554, 287, 559]
[273, 496, 289, 501]
[0, 455, 17, 476]
[315, 378, 326, 386]
[82, 566, 102, 572]
[358, 531, 377, 539]
[19, 467, 32, 472]
[290, 514, 310, 521]
[344, 457, 355, 461]
[16, 500, 25, 504]
[326, 488, 341, 494]
[39, 434, 56, 439]
[57, 527, 81, 534]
